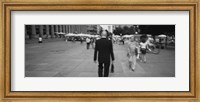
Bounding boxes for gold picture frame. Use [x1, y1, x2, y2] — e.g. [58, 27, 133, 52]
[0, 0, 199, 101]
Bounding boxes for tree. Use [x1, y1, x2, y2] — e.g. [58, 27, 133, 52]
[129, 26, 136, 34]
[113, 27, 123, 35]
[122, 26, 130, 35]
[140, 25, 175, 36]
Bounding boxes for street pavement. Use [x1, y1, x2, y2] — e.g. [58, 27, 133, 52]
[25, 40, 175, 77]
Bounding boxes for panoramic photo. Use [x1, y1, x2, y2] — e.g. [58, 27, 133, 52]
[25, 25, 175, 77]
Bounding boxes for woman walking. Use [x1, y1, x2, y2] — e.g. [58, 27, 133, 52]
[139, 35, 150, 63]
[127, 37, 138, 71]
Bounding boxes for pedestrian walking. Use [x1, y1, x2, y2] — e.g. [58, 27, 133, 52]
[140, 35, 149, 63]
[38, 36, 43, 43]
[127, 37, 137, 71]
[94, 30, 115, 77]
[80, 37, 83, 44]
[86, 37, 90, 49]
[91, 38, 95, 49]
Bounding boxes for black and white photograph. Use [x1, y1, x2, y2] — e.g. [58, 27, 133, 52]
[11, 11, 189, 91]
[2, 0, 198, 99]
[25, 24, 175, 77]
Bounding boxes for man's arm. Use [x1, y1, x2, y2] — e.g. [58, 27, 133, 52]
[110, 41, 115, 61]
[94, 41, 98, 61]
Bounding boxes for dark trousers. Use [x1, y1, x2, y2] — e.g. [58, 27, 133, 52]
[98, 62, 110, 77]
[86, 43, 90, 49]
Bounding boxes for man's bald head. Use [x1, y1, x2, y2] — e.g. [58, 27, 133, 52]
[100, 30, 109, 38]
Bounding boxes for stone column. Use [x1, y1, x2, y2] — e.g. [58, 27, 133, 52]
[74, 25, 77, 33]
[77, 25, 79, 33]
[31, 25, 36, 39]
[72, 25, 74, 33]
[76, 25, 78, 33]
[63, 25, 66, 33]
[65, 25, 68, 33]
[79, 25, 81, 33]
[39, 25, 43, 38]
[46, 25, 50, 38]
[59, 25, 62, 38]
[51, 25, 55, 38]
[55, 25, 58, 32]
[55, 25, 59, 38]
[69, 25, 71, 33]
[59, 25, 62, 32]
[79, 25, 82, 33]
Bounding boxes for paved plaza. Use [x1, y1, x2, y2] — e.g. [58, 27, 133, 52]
[25, 39, 175, 77]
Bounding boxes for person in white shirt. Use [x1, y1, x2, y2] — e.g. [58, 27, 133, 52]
[139, 35, 151, 63]
[140, 41, 147, 63]
[86, 37, 91, 49]
[38, 36, 42, 43]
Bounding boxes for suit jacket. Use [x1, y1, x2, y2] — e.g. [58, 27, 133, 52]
[94, 38, 115, 63]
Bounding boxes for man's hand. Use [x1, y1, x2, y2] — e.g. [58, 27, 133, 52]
[94, 60, 97, 63]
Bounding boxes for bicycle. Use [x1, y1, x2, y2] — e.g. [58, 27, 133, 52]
[147, 42, 160, 54]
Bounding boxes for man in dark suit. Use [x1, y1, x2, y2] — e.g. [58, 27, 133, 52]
[94, 30, 115, 77]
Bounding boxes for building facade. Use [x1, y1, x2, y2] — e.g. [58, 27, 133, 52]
[25, 25, 89, 39]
